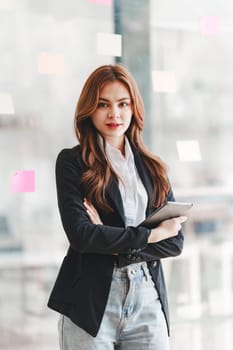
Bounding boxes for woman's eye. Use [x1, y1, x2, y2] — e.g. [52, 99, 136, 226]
[97, 102, 108, 108]
[119, 102, 129, 107]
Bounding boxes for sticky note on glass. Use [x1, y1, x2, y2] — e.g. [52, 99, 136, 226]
[201, 16, 220, 36]
[0, 0, 13, 9]
[152, 71, 177, 93]
[10, 171, 35, 192]
[87, 0, 112, 5]
[97, 33, 122, 57]
[37, 52, 65, 75]
[0, 93, 15, 114]
[176, 140, 202, 162]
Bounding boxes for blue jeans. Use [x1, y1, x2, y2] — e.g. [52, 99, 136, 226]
[58, 262, 170, 350]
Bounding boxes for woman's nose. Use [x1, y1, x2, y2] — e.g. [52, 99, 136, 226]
[108, 105, 120, 118]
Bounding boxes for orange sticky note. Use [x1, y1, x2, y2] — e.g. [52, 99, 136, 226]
[37, 52, 65, 75]
[10, 171, 35, 192]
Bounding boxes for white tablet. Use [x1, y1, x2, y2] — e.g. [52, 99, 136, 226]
[139, 201, 193, 229]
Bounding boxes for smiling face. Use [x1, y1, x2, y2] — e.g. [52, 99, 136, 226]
[91, 81, 133, 150]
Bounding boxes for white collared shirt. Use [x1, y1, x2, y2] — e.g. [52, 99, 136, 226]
[101, 137, 148, 227]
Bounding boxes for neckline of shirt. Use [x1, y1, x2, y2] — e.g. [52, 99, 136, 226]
[97, 134, 134, 163]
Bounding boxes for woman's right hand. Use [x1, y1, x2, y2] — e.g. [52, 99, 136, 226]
[148, 216, 187, 243]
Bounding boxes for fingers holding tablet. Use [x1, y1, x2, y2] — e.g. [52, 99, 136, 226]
[148, 215, 188, 243]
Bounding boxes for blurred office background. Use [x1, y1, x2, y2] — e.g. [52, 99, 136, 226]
[0, 0, 233, 349]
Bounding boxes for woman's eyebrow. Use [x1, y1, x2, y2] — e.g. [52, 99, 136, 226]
[99, 97, 131, 101]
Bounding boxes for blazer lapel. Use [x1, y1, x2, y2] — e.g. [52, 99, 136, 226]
[106, 176, 125, 224]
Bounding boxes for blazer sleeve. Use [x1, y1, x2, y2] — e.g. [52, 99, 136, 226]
[125, 188, 184, 262]
[55, 149, 151, 255]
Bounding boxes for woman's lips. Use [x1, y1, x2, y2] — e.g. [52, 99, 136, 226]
[106, 123, 122, 129]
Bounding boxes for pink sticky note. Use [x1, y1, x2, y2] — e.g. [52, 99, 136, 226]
[10, 171, 35, 193]
[201, 16, 220, 36]
[37, 52, 65, 75]
[87, 0, 112, 5]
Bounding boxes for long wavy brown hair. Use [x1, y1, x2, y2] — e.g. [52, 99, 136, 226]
[74, 64, 170, 212]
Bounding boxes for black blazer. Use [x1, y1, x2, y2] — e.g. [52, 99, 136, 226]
[47, 145, 184, 337]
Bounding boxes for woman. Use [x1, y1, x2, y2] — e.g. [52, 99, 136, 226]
[48, 64, 187, 349]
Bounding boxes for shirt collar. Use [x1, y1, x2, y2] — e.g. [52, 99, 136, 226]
[97, 134, 133, 163]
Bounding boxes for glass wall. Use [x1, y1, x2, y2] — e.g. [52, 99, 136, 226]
[0, 1, 232, 349]
[150, 1, 233, 349]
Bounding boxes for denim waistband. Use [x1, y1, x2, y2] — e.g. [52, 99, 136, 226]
[113, 261, 152, 279]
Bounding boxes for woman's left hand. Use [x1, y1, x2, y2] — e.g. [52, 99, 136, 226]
[84, 198, 103, 225]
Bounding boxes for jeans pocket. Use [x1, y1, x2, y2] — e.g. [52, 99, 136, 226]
[141, 268, 159, 300]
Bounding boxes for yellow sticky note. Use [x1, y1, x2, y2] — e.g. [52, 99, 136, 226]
[0, 93, 15, 114]
[152, 70, 177, 93]
[37, 52, 65, 75]
[176, 140, 202, 162]
[97, 33, 122, 57]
